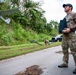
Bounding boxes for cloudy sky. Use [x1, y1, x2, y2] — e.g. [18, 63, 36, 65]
[33, 0, 76, 22]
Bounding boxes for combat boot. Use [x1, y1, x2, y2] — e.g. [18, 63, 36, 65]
[58, 62, 68, 68]
[73, 68, 76, 74]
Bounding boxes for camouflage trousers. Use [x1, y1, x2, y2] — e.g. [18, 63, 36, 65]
[62, 32, 76, 66]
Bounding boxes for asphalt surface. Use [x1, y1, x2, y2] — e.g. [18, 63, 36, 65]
[0, 46, 75, 75]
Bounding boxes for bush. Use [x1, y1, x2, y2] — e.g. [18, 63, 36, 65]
[0, 22, 52, 45]
[1, 32, 14, 45]
[38, 33, 51, 42]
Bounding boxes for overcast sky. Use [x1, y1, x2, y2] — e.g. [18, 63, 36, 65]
[33, 0, 76, 22]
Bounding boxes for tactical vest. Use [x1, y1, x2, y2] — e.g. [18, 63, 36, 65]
[65, 12, 76, 28]
[59, 12, 76, 33]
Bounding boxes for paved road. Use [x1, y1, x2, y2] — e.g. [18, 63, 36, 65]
[0, 46, 75, 75]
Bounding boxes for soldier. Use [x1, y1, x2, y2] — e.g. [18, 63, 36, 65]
[58, 3, 76, 74]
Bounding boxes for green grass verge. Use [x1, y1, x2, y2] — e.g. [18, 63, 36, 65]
[0, 42, 61, 60]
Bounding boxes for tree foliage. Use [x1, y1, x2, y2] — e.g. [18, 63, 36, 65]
[0, 0, 59, 45]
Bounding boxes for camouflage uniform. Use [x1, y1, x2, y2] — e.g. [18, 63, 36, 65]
[62, 12, 76, 65]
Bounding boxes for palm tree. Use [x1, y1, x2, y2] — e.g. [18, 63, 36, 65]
[24, 0, 45, 29]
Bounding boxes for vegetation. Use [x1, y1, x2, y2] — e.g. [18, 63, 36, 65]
[0, 0, 59, 46]
[0, 0, 61, 60]
[0, 42, 61, 60]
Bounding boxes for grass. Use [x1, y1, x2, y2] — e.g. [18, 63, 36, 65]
[0, 42, 61, 60]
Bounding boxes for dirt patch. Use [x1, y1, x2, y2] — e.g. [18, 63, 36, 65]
[15, 65, 43, 75]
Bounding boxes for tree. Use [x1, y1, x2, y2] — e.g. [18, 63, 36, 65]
[22, 0, 46, 32]
[11, 0, 19, 6]
[47, 20, 59, 35]
[0, 0, 10, 10]
[49, 20, 59, 29]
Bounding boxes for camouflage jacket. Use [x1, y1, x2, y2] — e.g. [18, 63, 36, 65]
[65, 12, 76, 30]
[63, 12, 76, 39]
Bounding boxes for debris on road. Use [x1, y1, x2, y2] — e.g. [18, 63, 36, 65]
[16, 65, 43, 75]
